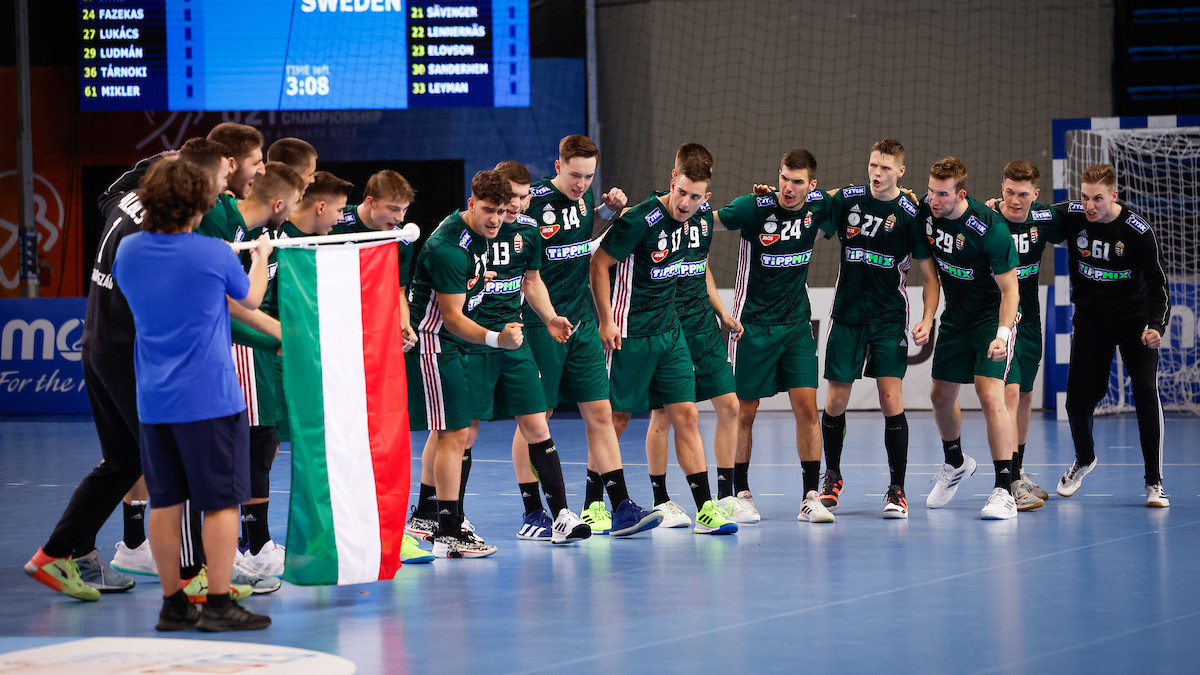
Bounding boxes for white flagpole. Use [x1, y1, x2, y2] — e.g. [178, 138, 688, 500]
[229, 223, 420, 251]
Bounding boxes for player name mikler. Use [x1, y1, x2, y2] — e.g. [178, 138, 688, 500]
[100, 85, 142, 97]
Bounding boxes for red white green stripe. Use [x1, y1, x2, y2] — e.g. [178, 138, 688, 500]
[277, 242, 410, 585]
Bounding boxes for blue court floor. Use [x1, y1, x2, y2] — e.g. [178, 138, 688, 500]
[2, 411, 1198, 673]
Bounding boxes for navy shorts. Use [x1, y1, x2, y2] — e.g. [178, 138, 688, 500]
[140, 410, 251, 512]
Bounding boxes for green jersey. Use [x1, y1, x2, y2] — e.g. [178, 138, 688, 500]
[922, 196, 1018, 323]
[717, 190, 826, 325]
[816, 186, 928, 325]
[465, 214, 543, 353]
[196, 194, 248, 242]
[522, 177, 597, 326]
[599, 192, 689, 338]
[675, 203, 718, 333]
[408, 211, 490, 352]
[335, 204, 416, 287]
[992, 202, 1064, 327]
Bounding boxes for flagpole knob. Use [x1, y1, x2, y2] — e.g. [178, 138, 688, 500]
[398, 223, 420, 243]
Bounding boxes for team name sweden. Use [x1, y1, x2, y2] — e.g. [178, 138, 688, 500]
[1078, 262, 1131, 282]
[761, 251, 811, 268]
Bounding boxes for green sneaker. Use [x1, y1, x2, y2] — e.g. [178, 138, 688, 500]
[24, 548, 100, 601]
[693, 500, 739, 535]
[580, 501, 613, 535]
[183, 567, 253, 604]
[401, 534, 435, 564]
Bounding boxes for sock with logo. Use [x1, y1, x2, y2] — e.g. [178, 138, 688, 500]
[600, 469, 629, 507]
[942, 437, 964, 468]
[650, 474, 670, 505]
[585, 469, 604, 506]
[716, 467, 735, 499]
[686, 472, 713, 510]
[884, 413, 909, 488]
[436, 500, 462, 537]
[240, 502, 270, 555]
[124, 500, 147, 549]
[414, 482, 439, 518]
[528, 439, 567, 514]
[519, 481, 542, 515]
[994, 459, 1013, 491]
[821, 411, 846, 475]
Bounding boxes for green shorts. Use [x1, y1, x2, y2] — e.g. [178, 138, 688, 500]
[405, 343, 473, 431]
[730, 320, 818, 401]
[823, 320, 909, 383]
[233, 345, 282, 429]
[1005, 315, 1042, 392]
[526, 319, 609, 407]
[931, 313, 1014, 384]
[649, 322, 737, 407]
[467, 348, 548, 421]
[608, 325, 696, 414]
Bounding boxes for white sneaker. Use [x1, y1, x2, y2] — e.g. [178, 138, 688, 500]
[717, 495, 761, 525]
[654, 500, 692, 528]
[926, 454, 978, 508]
[735, 490, 762, 522]
[1020, 469, 1049, 500]
[239, 540, 285, 577]
[111, 540, 158, 576]
[981, 487, 1018, 519]
[1011, 479, 1044, 511]
[432, 531, 497, 558]
[1145, 483, 1170, 508]
[798, 490, 835, 523]
[231, 556, 282, 594]
[1056, 458, 1097, 497]
[551, 508, 592, 544]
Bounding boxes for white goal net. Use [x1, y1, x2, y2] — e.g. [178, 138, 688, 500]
[1062, 125, 1200, 414]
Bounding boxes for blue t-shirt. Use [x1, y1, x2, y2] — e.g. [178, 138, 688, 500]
[113, 231, 251, 424]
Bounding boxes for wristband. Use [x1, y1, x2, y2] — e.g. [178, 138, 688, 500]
[995, 326, 1011, 344]
[485, 330, 501, 348]
[598, 204, 615, 220]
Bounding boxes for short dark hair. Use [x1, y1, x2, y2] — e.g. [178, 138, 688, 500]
[677, 155, 712, 185]
[930, 156, 968, 193]
[470, 170, 515, 206]
[206, 122, 263, 161]
[139, 160, 216, 234]
[364, 170, 415, 203]
[676, 143, 714, 171]
[267, 137, 318, 171]
[871, 139, 905, 163]
[781, 149, 817, 177]
[178, 137, 228, 176]
[1003, 160, 1040, 187]
[248, 161, 305, 205]
[559, 135, 599, 162]
[493, 160, 532, 186]
[302, 170, 354, 205]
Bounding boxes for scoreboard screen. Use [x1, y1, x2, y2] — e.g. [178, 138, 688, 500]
[78, 0, 530, 111]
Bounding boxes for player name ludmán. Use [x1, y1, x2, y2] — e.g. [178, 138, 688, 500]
[99, 45, 143, 59]
[101, 85, 142, 97]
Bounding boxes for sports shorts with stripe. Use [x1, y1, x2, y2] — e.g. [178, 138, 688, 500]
[931, 312, 1014, 384]
[405, 342, 473, 432]
[730, 320, 819, 400]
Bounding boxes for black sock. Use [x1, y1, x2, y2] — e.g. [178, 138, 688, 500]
[801, 461, 821, 495]
[686, 471, 712, 510]
[734, 462, 750, 495]
[519, 481, 543, 515]
[1015, 443, 1026, 475]
[994, 459, 1013, 490]
[650, 473, 670, 505]
[821, 411, 846, 475]
[206, 590, 231, 609]
[458, 446, 472, 508]
[123, 501, 147, 549]
[716, 467, 735, 499]
[164, 588, 189, 613]
[600, 469, 630, 507]
[415, 483, 439, 518]
[585, 469, 604, 506]
[942, 438, 964, 468]
[436, 499, 462, 536]
[241, 502, 271, 554]
[528, 439, 568, 514]
[884, 412, 909, 488]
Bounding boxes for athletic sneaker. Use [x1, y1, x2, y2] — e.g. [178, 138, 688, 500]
[609, 499, 664, 537]
[551, 508, 592, 544]
[981, 487, 1018, 520]
[156, 598, 200, 631]
[1011, 479, 1044, 511]
[239, 540, 285, 577]
[882, 485, 908, 519]
[926, 454, 978, 508]
[24, 548, 100, 601]
[694, 500, 739, 534]
[1056, 458, 1097, 497]
[1020, 469, 1049, 500]
[580, 501, 614, 535]
[400, 534, 435, 564]
[717, 495, 760, 525]
[405, 506, 438, 541]
[735, 490, 761, 521]
[798, 490, 835, 523]
[819, 470, 844, 511]
[654, 500, 692, 528]
[1145, 483, 1170, 508]
[182, 567, 253, 604]
[516, 509, 554, 541]
[462, 517, 476, 534]
[431, 530, 498, 558]
[111, 540, 158, 576]
[74, 548, 135, 593]
[231, 560, 282, 594]
[196, 600, 271, 632]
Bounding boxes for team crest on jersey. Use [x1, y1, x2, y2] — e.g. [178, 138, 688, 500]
[1068, 202, 1085, 213]
[760, 233, 780, 246]
[542, 210, 556, 224]
[540, 224, 560, 239]
[1127, 214, 1149, 233]
[1076, 231, 1089, 252]
[756, 195, 777, 208]
[885, 214, 896, 232]
[646, 207, 664, 226]
[579, 200, 589, 217]
[955, 233, 965, 250]
[965, 215, 988, 235]
[843, 186, 866, 198]
[701, 220, 709, 236]
[1116, 241, 1125, 257]
[514, 234, 524, 253]
[1030, 227, 1039, 244]
[764, 220, 777, 233]
[804, 212, 813, 228]
[899, 196, 918, 216]
[846, 214, 860, 237]
[1031, 209, 1052, 221]
[530, 184, 553, 197]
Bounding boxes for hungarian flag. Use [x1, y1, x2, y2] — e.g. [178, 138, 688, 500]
[277, 242, 411, 585]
